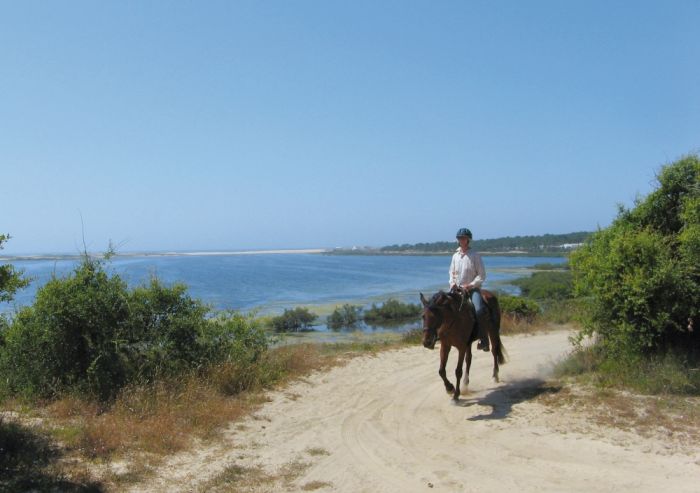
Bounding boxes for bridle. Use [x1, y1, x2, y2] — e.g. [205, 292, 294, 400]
[423, 305, 442, 343]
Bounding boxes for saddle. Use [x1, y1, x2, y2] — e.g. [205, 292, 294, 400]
[449, 286, 495, 351]
[449, 285, 490, 313]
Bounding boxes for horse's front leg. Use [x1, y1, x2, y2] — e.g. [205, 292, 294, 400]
[462, 344, 472, 392]
[453, 347, 466, 401]
[438, 343, 454, 394]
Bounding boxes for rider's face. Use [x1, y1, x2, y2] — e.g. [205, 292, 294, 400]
[458, 237, 470, 250]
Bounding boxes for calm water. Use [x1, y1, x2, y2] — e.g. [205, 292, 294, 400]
[1, 254, 564, 325]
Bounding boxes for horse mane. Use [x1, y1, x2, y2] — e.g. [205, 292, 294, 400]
[428, 290, 458, 310]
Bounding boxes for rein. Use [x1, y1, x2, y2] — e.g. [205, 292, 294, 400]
[450, 287, 474, 313]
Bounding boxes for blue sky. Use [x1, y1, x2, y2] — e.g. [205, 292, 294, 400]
[2, 1, 699, 253]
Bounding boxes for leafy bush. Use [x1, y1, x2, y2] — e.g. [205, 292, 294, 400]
[1, 258, 133, 400]
[270, 307, 317, 332]
[204, 311, 268, 365]
[363, 299, 421, 324]
[498, 295, 540, 322]
[327, 304, 362, 330]
[570, 155, 699, 359]
[125, 277, 211, 381]
[0, 234, 29, 303]
[511, 271, 573, 300]
[0, 256, 268, 401]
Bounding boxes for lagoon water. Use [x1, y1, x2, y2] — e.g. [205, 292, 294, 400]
[2, 254, 564, 322]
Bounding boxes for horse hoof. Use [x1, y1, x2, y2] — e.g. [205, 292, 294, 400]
[445, 385, 455, 394]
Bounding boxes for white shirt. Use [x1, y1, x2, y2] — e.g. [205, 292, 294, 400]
[449, 247, 486, 289]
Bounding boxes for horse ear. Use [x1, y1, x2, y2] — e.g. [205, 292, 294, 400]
[420, 293, 428, 306]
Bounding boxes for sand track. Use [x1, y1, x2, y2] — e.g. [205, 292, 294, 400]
[130, 330, 699, 493]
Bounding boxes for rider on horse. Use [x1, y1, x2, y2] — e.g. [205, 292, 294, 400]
[449, 228, 490, 352]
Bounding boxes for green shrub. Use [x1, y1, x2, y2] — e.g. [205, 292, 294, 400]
[0, 256, 269, 401]
[498, 295, 541, 322]
[511, 271, 573, 300]
[363, 299, 421, 324]
[327, 304, 362, 330]
[0, 234, 30, 303]
[270, 307, 317, 332]
[1, 258, 133, 400]
[570, 154, 699, 362]
[204, 311, 268, 365]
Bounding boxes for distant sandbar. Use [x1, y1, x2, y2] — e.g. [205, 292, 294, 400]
[0, 249, 329, 261]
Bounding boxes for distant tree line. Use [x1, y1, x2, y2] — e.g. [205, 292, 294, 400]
[380, 231, 591, 254]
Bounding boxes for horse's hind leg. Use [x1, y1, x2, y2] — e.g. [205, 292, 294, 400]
[491, 341, 500, 383]
[439, 344, 454, 393]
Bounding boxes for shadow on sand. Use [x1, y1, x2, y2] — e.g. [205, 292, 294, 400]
[454, 378, 561, 421]
[0, 418, 104, 492]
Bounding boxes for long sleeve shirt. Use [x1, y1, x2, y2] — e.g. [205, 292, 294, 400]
[449, 248, 486, 289]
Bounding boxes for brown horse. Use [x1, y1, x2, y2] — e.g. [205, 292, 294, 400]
[420, 288, 507, 401]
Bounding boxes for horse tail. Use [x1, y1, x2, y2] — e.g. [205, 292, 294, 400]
[489, 295, 508, 365]
[495, 336, 508, 365]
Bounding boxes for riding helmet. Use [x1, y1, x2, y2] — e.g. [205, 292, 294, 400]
[456, 228, 472, 239]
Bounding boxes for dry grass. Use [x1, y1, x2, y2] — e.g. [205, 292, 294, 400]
[46, 344, 340, 458]
[305, 447, 330, 457]
[500, 313, 573, 335]
[537, 383, 700, 449]
[1, 339, 400, 490]
[199, 459, 312, 493]
[302, 480, 333, 490]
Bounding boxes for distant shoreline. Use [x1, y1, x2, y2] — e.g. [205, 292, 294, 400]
[0, 248, 569, 262]
[0, 248, 329, 262]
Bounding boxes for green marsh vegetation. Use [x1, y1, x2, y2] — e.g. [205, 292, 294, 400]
[270, 307, 318, 332]
[267, 299, 423, 332]
[363, 299, 422, 325]
[324, 299, 422, 330]
[326, 304, 362, 330]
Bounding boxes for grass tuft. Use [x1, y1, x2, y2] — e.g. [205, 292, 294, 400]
[305, 447, 330, 457]
[302, 480, 333, 490]
[555, 345, 700, 396]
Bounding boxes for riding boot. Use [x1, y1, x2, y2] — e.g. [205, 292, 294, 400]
[475, 311, 491, 352]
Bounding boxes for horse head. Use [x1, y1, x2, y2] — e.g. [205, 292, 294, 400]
[420, 291, 452, 350]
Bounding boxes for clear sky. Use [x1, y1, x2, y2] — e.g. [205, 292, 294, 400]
[2, 1, 699, 254]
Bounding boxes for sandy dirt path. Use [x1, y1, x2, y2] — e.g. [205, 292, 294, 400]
[130, 330, 699, 493]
